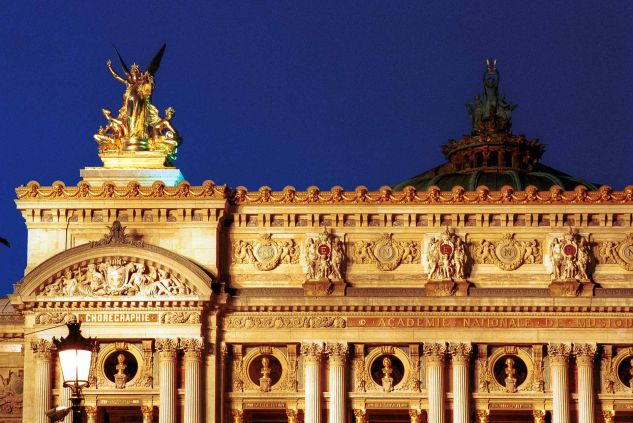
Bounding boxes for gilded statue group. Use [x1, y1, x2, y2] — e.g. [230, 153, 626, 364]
[304, 229, 345, 280]
[548, 228, 591, 282]
[94, 44, 181, 164]
[425, 228, 467, 281]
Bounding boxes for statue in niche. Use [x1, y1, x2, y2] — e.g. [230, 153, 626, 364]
[114, 353, 128, 389]
[381, 356, 394, 392]
[259, 356, 272, 392]
[504, 357, 517, 393]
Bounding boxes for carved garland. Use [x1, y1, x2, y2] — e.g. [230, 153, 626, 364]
[232, 234, 299, 271]
[352, 234, 420, 271]
[223, 315, 346, 330]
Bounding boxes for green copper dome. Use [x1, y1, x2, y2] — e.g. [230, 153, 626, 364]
[393, 62, 600, 192]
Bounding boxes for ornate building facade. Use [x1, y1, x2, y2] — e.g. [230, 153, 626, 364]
[2, 58, 632, 423]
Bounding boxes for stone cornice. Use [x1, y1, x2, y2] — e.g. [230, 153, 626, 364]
[16, 180, 633, 206]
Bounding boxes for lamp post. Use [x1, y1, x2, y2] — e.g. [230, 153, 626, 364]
[50, 322, 95, 423]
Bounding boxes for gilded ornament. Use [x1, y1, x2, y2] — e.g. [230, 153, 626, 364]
[599, 233, 633, 271]
[232, 234, 299, 271]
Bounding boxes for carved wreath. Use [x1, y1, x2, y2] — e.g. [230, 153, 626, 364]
[232, 234, 299, 271]
[353, 233, 420, 271]
[473, 233, 541, 271]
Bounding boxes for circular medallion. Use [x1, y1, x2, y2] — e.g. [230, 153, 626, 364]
[318, 244, 331, 256]
[618, 243, 633, 264]
[440, 243, 453, 255]
[369, 354, 405, 387]
[496, 243, 518, 263]
[254, 244, 276, 262]
[617, 355, 633, 388]
[377, 244, 396, 261]
[248, 354, 283, 387]
[492, 354, 528, 388]
[104, 350, 138, 383]
[563, 244, 577, 256]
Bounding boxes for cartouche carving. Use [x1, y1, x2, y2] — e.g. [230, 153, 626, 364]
[232, 234, 299, 270]
[353, 233, 420, 271]
[598, 233, 633, 271]
[473, 233, 541, 270]
[304, 228, 345, 280]
[424, 228, 468, 296]
[39, 258, 193, 297]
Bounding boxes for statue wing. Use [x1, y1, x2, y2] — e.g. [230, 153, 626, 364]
[113, 45, 130, 76]
[146, 43, 167, 76]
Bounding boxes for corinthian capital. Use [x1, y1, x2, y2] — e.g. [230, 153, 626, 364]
[31, 338, 54, 360]
[449, 342, 472, 364]
[573, 343, 597, 366]
[155, 338, 179, 360]
[423, 342, 447, 363]
[326, 342, 349, 364]
[548, 342, 572, 365]
[301, 341, 325, 357]
[180, 338, 204, 360]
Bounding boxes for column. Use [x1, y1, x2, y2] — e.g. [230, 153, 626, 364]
[326, 343, 348, 423]
[549, 343, 572, 423]
[575, 344, 597, 423]
[59, 365, 72, 423]
[301, 342, 324, 423]
[31, 339, 53, 423]
[141, 406, 154, 423]
[85, 406, 98, 423]
[533, 410, 546, 423]
[156, 338, 178, 423]
[181, 338, 204, 423]
[475, 410, 489, 423]
[449, 343, 472, 423]
[286, 409, 299, 423]
[409, 409, 423, 423]
[424, 343, 447, 423]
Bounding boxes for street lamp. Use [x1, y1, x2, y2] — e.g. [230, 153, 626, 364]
[48, 322, 95, 422]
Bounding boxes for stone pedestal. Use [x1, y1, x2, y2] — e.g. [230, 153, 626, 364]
[302, 279, 346, 296]
[80, 151, 184, 186]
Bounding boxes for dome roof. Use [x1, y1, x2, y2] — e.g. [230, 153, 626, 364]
[393, 62, 600, 192]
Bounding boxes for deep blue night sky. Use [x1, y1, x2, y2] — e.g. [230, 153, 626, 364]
[1, 1, 632, 294]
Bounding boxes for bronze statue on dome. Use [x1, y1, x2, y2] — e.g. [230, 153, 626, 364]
[94, 43, 182, 165]
[466, 59, 517, 135]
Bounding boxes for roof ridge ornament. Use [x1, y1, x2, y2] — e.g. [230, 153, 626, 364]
[90, 220, 143, 248]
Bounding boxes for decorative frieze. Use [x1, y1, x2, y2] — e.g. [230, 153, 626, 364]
[0, 369, 23, 416]
[223, 315, 346, 329]
[161, 312, 201, 324]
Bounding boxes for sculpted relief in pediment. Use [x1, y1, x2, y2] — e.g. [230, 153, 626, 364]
[38, 259, 195, 297]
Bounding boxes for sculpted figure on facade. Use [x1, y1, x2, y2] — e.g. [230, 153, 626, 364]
[303, 228, 345, 281]
[39, 259, 193, 297]
[424, 228, 468, 295]
[96, 44, 182, 164]
[232, 234, 299, 271]
[0, 370, 23, 415]
[548, 228, 594, 296]
[598, 233, 633, 271]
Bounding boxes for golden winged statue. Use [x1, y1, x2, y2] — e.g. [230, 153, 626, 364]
[94, 44, 182, 165]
